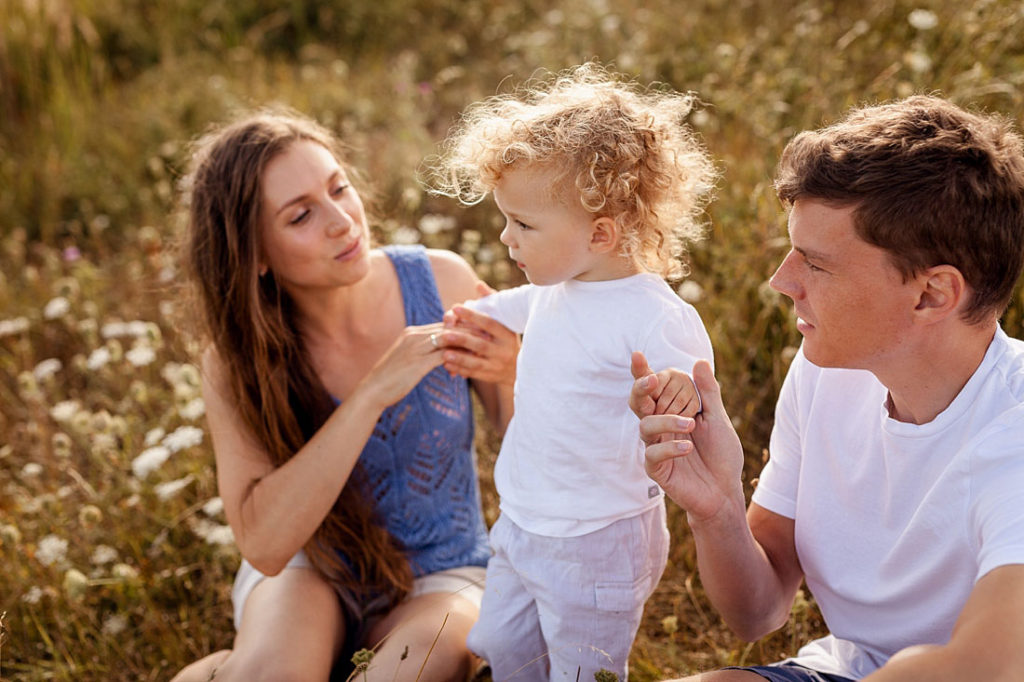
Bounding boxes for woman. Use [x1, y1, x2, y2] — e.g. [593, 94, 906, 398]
[170, 109, 517, 681]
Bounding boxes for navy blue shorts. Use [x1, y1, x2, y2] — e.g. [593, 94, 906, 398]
[722, 661, 856, 682]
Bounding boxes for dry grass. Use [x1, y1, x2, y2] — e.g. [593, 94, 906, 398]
[2, 0, 1023, 679]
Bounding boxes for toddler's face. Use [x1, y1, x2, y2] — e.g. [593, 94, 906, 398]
[493, 166, 600, 286]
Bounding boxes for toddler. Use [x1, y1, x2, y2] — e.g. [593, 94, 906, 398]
[430, 64, 718, 681]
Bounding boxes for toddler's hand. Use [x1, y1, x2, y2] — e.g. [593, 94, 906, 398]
[629, 351, 702, 418]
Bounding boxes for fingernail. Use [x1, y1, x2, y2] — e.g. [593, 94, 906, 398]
[676, 440, 691, 454]
[639, 376, 650, 389]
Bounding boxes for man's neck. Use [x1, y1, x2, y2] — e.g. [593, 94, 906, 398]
[880, 321, 998, 425]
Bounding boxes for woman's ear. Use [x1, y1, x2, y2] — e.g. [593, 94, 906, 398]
[588, 216, 619, 254]
[913, 265, 966, 322]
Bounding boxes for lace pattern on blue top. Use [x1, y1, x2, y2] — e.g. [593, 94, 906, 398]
[352, 245, 489, 576]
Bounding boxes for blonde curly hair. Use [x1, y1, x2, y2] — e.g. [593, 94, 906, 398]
[429, 63, 718, 279]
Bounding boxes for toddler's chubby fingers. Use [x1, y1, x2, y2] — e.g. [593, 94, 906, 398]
[654, 370, 700, 417]
[628, 351, 660, 418]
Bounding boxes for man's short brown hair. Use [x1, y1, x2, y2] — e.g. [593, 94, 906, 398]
[775, 95, 1024, 323]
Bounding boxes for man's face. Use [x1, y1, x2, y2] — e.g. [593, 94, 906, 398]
[769, 199, 919, 370]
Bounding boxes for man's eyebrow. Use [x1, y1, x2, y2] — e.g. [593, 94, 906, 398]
[794, 244, 834, 264]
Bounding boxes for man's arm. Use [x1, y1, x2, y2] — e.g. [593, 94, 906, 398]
[634, 358, 805, 640]
[863, 564, 1024, 681]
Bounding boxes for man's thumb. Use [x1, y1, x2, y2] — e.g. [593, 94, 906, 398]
[630, 350, 653, 380]
[692, 360, 720, 412]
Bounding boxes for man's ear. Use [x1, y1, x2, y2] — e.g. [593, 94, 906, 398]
[589, 216, 619, 254]
[914, 265, 966, 322]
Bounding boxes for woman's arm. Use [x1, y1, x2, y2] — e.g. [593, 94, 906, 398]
[428, 250, 518, 434]
[203, 324, 445, 575]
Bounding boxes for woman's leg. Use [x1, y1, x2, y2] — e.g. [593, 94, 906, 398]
[178, 566, 346, 682]
[363, 591, 479, 682]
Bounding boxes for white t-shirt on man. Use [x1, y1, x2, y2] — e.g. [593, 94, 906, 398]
[753, 327, 1024, 679]
[468, 273, 713, 537]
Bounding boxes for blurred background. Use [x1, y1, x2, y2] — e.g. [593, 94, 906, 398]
[1, 0, 1022, 678]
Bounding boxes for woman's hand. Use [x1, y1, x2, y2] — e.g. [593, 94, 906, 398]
[438, 283, 519, 386]
[356, 322, 447, 412]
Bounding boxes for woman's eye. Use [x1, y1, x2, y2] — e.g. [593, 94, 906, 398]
[289, 209, 310, 225]
[331, 183, 349, 197]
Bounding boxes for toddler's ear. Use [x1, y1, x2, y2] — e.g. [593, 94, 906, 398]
[589, 216, 619, 253]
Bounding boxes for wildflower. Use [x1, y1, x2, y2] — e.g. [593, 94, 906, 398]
[86, 346, 112, 370]
[351, 648, 375, 673]
[63, 568, 89, 601]
[177, 363, 201, 389]
[162, 425, 204, 453]
[126, 344, 156, 367]
[112, 563, 139, 580]
[0, 523, 22, 547]
[390, 226, 420, 245]
[105, 339, 123, 362]
[907, 8, 938, 30]
[51, 432, 73, 458]
[32, 358, 62, 382]
[34, 356, 62, 382]
[144, 427, 166, 447]
[21, 462, 43, 478]
[91, 410, 114, 433]
[0, 316, 30, 337]
[192, 518, 235, 545]
[102, 613, 128, 636]
[661, 615, 679, 635]
[131, 445, 171, 479]
[179, 397, 206, 421]
[476, 245, 496, 264]
[78, 504, 103, 528]
[418, 214, 457, 235]
[17, 371, 39, 398]
[51, 400, 81, 423]
[202, 497, 224, 517]
[43, 296, 71, 320]
[36, 534, 69, 566]
[22, 586, 44, 604]
[62, 246, 82, 262]
[154, 474, 195, 500]
[677, 280, 704, 304]
[904, 51, 932, 73]
[91, 545, 119, 565]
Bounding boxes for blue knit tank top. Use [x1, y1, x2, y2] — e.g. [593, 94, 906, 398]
[353, 245, 490, 576]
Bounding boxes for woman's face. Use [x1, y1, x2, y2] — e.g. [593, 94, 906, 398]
[258, 139, 371, 293]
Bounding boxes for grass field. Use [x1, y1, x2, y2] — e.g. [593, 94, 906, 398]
[2, 0, 1023, 679]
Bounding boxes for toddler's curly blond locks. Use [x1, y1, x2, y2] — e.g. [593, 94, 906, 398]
[429, 63, 718, 279]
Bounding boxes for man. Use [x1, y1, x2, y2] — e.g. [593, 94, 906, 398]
[630, 96, 1024, 681]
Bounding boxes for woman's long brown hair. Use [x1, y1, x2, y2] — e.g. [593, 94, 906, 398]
[180, 108, 412, 606]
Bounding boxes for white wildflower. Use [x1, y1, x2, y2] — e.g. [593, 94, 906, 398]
[475, 245, 496, 264]
[154, 474, 195, 500]
[91, 544, 119, 565]
[192, 518, 235, 546]
[21, 462, 43, 478]
[904, 50, 932, 73]
[50, 400, 81, 423]
[33, 358, 63, 381]
[86, 346, 112, 370]
[390, 226, 420, 245]
[178, 397, 205, 421]
[677, 280, 704, 304]
[112, 563, 139, 580]
[126, 344, 156, 367]
[144, 427, 166, 447]
[102, 613, 129, 636]
[907, 8, 938, 30]
[0, 316, 30, 337]
[43, 296, 71, 320]
[418, 214, 457, 235]
[202, 497, 224, 517]
[22, 586, 44, 604]
[36, 534, 69, 566]
[162, 425, 204, 453]
[63, 568, 89, 600]
[131, 445, 171, 479]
